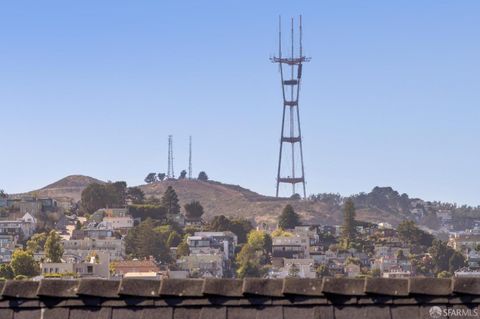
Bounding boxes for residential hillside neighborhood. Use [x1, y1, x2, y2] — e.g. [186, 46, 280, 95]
[1, 175, 480, 281]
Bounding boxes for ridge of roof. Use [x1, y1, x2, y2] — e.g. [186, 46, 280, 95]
[2, 278, 480, 319]
[0, 277, 479, 299]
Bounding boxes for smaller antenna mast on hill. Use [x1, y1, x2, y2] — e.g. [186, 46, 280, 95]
[188, 136, 192, 179]
[167, 135, 175, 179]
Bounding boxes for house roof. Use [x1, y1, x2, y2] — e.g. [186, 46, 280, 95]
[112, 260, 160, 274]
[0, 277, 479, 318]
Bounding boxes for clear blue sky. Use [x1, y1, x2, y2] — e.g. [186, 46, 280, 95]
[1, 1, 480, 205]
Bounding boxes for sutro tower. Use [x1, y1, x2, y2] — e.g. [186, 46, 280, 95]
[271, 15, 310, 199]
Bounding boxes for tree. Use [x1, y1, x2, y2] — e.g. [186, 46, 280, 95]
[208, 215, 253, 244]
[157, 173, 166, 181]
[236, 244, 264, 278]
[26, 232, 48, 253]
[437, 271, 452, 278]
[278, 204, 300, 230]
[144, 173, 157, 184]
[271, 228, 293, 238]
[179, 170, 187, 179]
[288, 263, 300, 278]
[198, 171, 209, 181]
[176, 240, 190, 258]
[316, 264, 331, 278]
[290, 193, 301, 200]
[449, 251, 466, 273]
[127, 187, 145, 204]
[0, 264, 14, 279]
[45, 231, 64, 262]
[209, 215, 231, 232]
[10, 249, 39, 277]
[161, 186, 180, 215]
[427, 239, 464, 275]
[184, 201, 204, 219]
[125, 219, 170, 263]
[397, 220, 434, 249]
[370, 268, 381, 278]
[396, 249, 407, 261]
[341, 199, 356, 247]
[80, 183, 110, 215]
[247, 230, 272, 254]
[129, 204, 167, 221]
[0, 189, 6, 198]
[106, 181, 127, 207]
[166, 232, 182, 248]
[229, 219, 254, 244]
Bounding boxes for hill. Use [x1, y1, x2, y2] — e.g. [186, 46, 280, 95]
[25, 175, 464, 228]
[30, 175, 105, 201]
[138, 180, 405, 226]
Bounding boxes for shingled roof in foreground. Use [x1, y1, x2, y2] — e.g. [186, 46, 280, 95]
[0, 277, 479, 318]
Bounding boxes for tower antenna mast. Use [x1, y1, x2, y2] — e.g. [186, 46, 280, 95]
[270, 15, 310, 199]
[188, 136, 192, 179]
[167, 135, 175, 179]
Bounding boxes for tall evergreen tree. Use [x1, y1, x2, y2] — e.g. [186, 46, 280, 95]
[278, 204, 300, 229]
[341, 199, 357, 247]
[161, 186, 180, 215]
[44, 230, 64, 263]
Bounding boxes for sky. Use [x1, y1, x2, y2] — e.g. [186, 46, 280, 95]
[1, 1, 480, 205]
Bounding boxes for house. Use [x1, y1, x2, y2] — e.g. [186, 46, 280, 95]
[103, 216, 134, 231]
[344, 263, 361, 278]
[382, 267, 411, 278]
[190, 232, 237, 260]
[0, 235, 17, 263]
[40, 252, 110, 278]
[63, 237, 125, 261]
[71, 222, 115, 240]
[111, 258, 160, 278]
[0, 212, 37, 239]
[184, 216, 203, 226]
[273, 258, 316, 278]
[272, 235, 310, 259]
[176, 254, 224, 278]
[436, 210, 452, 223]
[448, 232, 480, 252]
[293, 226, 320, 246]
[454, 267, 480, 277]
[467, 250, 480, 268]
[91, 208, 129, 223]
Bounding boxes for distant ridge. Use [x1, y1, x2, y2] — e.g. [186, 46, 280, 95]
[30, 175, 105, 201]
[41, 175, 105, 190]
[24, 175, 459, 229]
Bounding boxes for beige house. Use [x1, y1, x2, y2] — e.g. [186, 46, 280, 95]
[63, 237, 125, 261]
[41, 252, 110, 278]
[176, 254, 224, 278]
[449, 232, 480, 251]
[103, 216, 134, 230]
